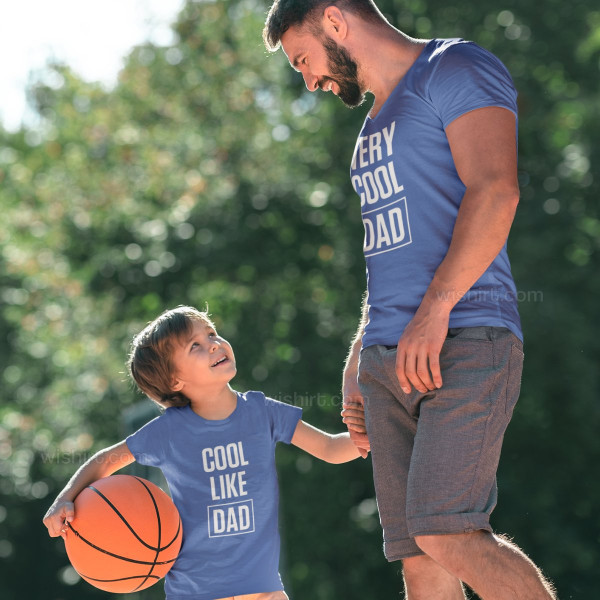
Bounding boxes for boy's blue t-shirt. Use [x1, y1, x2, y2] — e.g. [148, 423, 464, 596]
[350, 39, 523, 347]
[126, 391, 302, 600]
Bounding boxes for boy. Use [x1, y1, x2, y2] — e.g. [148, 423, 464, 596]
[43, 305, 369, 600]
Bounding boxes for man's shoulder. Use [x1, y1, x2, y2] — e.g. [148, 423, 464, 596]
[427, 38, 499, 69]
[424, 37, 515, 110]
[403, 39, 479, 94]
[429, 38, 471, 57]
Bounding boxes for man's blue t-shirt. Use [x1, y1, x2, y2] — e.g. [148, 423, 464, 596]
[126, 391, 302, 600]
[350, 39, 523, 347]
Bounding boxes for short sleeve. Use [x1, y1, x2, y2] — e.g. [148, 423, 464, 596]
[126, 414, 166, 467]
[263, 396, 302, 444]
[428, 41, 518, 129]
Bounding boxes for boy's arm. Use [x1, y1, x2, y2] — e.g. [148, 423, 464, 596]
[43, 440, 135, 538]
[290, 420, 366, 464]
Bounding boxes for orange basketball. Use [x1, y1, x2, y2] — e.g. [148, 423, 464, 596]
[64, 474, 183, 593]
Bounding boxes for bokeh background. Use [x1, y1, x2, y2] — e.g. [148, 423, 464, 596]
[0, 0, 598, 598]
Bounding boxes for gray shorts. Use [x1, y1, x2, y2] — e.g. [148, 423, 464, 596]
[358, 326, 523, 561]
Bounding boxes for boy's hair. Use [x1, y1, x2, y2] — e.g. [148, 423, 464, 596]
[263, 0, 382, 52]
[128, 305, 215, 409]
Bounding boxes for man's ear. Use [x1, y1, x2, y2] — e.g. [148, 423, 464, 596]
[322, 6, 348, 39]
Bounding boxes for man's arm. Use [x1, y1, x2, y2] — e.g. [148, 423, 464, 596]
[395, 106, 520, 394]
[342, 294, 370, 457]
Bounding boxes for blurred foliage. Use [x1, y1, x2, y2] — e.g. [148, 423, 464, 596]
[0, 0, 598, 598]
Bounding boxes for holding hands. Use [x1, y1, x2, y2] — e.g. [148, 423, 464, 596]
[341, 371, 370, 458]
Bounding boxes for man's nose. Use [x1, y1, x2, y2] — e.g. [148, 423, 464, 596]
[303, 72, 319, 92]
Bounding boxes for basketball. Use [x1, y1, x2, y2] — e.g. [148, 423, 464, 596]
[64, 474, 183, 593]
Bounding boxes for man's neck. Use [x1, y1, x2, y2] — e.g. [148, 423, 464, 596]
[355, 26, 429, 118]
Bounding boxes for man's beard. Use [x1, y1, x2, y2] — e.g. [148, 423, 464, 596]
[321, 36, 366, 108]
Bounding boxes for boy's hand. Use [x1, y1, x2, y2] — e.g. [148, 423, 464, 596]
[43, 500, 75, 539]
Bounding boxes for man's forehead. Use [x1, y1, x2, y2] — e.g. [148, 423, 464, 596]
[280, 24, 315, 67]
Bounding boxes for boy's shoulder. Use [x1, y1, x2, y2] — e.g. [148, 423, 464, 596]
[134, 404, 182, 430]
[239, 390, 302, 419]
[238, 390, 273, 415]
[239, 390, 295, 409]
[239, 389, 267, 402]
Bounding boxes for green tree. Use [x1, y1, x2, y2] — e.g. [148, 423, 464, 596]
[0, 1, 598, 598]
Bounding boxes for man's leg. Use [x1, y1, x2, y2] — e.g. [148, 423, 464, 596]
[402, 554, 466, 600]
[414, 531, 557, 600]
[358, 345, 423, 559]
[359, 344, 463, 600]
[403, 328, 556, 598]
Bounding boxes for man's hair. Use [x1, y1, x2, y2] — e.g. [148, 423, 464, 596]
[128, 305, 215, 408]
[263, 0, 382, 51]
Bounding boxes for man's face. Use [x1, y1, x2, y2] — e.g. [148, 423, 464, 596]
[281, 25, 366, 108]
[321, 36, 365, 108]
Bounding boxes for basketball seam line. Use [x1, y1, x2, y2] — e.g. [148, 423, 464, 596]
[81, 573, 161, 583]
[132, 476, 162, 592]
[87, 484, 162, 552]
[67, 522, 177, 566]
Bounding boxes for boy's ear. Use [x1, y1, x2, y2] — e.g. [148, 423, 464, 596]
[171, 378, 184, 392]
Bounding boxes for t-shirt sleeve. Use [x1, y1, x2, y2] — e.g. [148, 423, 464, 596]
[428, 41, 518, 129]
[125, 414, 166, 467]
[263, 396, 302, 444]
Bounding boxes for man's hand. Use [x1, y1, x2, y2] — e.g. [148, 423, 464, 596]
[395, 304, 450, 394]
[342, 372, 370, 458]
[342, 400, 370, 458]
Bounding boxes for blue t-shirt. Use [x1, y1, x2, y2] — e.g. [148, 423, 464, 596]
[126, 391, 302, 600]
[350, 39, 523, 347]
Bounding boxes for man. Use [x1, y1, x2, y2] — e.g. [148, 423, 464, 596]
[263, 1, 557, 599]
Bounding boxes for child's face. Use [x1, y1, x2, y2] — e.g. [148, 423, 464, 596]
[170, 320, 237, 396]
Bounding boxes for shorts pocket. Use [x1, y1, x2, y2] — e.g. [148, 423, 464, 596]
[446, 327, 465, 339]
[439, 336, 494, 405]
[505, 344, 524, 416]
